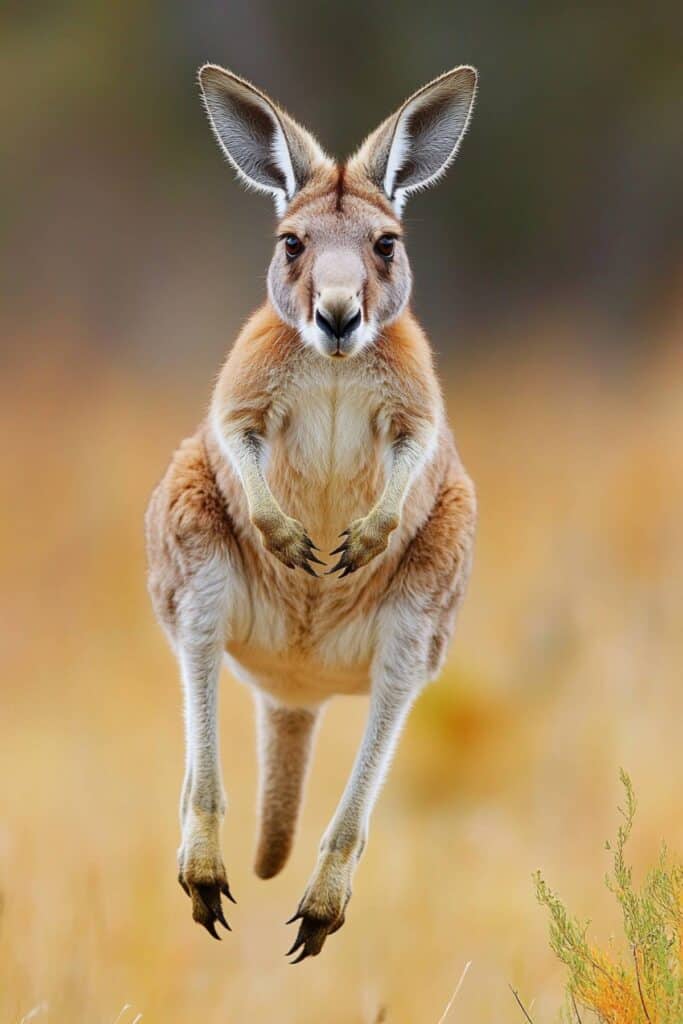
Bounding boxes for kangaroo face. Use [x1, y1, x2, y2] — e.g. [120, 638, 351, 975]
[268, 179, 409, 358]
[199, 64, 477, 357]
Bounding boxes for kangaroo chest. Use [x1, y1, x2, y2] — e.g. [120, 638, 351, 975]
[265, 373, 386, 548]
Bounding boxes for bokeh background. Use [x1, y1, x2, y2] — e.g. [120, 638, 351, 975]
[1, 2, 682, 1022]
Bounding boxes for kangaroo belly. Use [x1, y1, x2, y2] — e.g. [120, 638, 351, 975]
[225, 642, 373, 705]
[225, 562, 382, 702]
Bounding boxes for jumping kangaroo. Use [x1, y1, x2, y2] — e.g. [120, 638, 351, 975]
[145, 63, 478, 962]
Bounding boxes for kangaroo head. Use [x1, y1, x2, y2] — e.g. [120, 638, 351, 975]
[199, 64, 477, 358]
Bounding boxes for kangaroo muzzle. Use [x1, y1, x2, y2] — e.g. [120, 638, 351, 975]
[314, 288, 362, 357]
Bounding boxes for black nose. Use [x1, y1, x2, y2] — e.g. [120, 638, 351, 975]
[316, 307, 361, 341]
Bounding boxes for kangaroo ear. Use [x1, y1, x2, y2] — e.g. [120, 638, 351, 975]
[199, 64, 331, 216]
[351, 67, 477, 216]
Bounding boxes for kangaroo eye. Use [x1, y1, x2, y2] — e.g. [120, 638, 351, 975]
[284, 235, 304, 260]
[374, 235, 395, 260]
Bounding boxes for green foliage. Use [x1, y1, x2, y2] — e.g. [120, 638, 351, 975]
[535, 771, 682, 1023]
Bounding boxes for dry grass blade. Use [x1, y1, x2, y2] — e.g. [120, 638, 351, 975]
[632, 944, 653, 1024]
[112, 1006, 143, 1024]
[435, 960, 472, 1024]
[570, 991, 583, 1023]
[19, 1004, 48, 1024]
[510, 985, 535, 1023]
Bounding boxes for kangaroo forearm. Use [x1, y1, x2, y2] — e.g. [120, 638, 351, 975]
[211, 403, 282, 523]
[211, 396, 322, 573]
[231, 434, 283, 525]
[374, 432, 435, 525]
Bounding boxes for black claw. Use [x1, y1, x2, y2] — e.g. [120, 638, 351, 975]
[285, 909, 302, 925]
[190, 882, 235, 936]
[202, 919, 221, 941]
[339, 565, 355, 578]
[221, 882, 237, 904]
[286, 914, 338, 962]
[301, 561, 318, 577]
[286, 935, 304, 957]
[215, 905, 231, 931]
[326, 556, 348, 575]
[339, 528, 350, 538]
[330, 542, 347, 556]
[307, 552, 325, 565]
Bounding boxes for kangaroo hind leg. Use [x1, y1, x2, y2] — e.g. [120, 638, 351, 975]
[146, 433, 239, 939]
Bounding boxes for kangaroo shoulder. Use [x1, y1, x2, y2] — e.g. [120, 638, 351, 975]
[146, 430, 233, 562]
[215, 304, 301, 413]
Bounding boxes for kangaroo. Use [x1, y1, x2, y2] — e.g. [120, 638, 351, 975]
[145, 63, 478, 962]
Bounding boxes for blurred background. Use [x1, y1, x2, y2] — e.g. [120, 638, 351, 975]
[1, 2, 681, 1022]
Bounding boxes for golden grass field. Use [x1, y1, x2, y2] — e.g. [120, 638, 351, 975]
[1, 320, 682, 1023]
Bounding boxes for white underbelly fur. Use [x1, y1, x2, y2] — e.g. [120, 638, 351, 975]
[226, 595, 380, 703]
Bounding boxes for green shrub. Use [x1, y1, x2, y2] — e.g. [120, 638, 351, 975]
[535, 771, 682, 1023]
